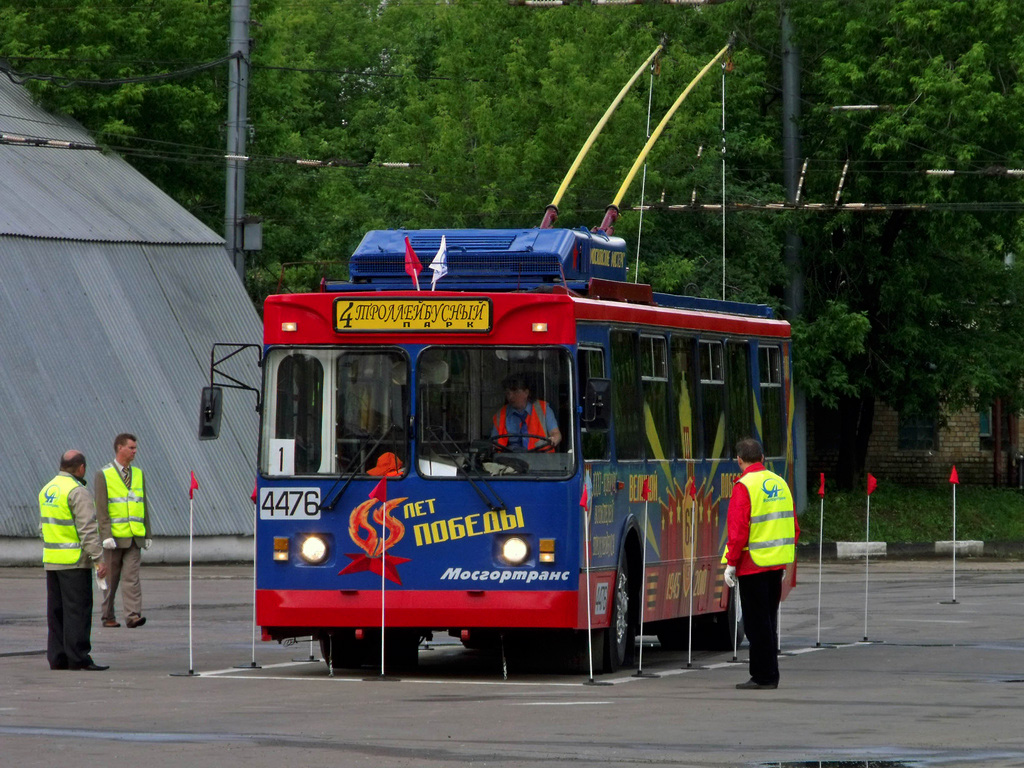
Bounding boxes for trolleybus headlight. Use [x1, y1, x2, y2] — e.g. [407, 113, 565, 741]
[299, 535, 329, 565]
[500, 536, 530, 566]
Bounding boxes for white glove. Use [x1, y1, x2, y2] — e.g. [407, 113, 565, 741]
[144, 538, 153, 550]
[724, 565, 737, 588]
[102, 538, 116, 550]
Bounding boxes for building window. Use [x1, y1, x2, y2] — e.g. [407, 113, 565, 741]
[898, 415, 937, 451]
[979, 408, 1009, 451]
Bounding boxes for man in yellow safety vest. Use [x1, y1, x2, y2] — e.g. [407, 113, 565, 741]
[96, 433, 151, 629]
[39, 450, 109, 671]
[722, 437, 799, 690]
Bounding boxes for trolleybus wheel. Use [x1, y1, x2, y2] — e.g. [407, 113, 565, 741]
[602, 552, 636, 673]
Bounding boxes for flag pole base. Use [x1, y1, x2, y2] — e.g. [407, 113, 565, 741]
[169, 670, 200, 677]
[939, 599, 959, 605]
[632, 670, 659, 678]
[584, 678, 613, 686]
[363, 674, 400, 682]
[233, 661, 262, 669]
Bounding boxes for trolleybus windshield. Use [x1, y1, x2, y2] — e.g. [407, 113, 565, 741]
[261, 347, 409, 476]
[417, 346, 573, 480]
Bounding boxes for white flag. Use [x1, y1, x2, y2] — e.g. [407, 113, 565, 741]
[429, 235, 448, 290]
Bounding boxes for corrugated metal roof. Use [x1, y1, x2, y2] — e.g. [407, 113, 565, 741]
[0, 78, 222, 244]
[0, 79, 262, 537]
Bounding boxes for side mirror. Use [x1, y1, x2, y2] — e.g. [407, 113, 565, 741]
[198, 386, 223, 440]
[582, 378, 610, 429]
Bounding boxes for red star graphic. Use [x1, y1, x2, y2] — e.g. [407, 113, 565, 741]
[339, 553, 411, 585]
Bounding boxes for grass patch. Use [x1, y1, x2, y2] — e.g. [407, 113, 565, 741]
[798, 483, 1024, 543]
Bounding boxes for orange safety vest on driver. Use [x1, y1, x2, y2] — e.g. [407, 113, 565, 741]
[492, 401, 555, 452]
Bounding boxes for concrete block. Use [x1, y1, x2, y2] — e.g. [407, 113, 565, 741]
[935, 540, 984, 557]
[836, 541, 887, 559]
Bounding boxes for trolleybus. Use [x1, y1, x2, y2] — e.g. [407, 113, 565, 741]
[205, 225, 794, 673]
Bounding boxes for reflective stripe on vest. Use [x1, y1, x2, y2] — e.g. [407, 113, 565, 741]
[492, 401, 555, 452]
[39, 474, 83, 565]
[102, 464, 147, 537]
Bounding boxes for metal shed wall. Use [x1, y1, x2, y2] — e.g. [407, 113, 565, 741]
[0, 79, 262, 538]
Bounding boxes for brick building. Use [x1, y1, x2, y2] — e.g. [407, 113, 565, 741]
[809, 402, 1023, 487]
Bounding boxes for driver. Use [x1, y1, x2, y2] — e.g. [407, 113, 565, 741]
[490, 373, 561, 452]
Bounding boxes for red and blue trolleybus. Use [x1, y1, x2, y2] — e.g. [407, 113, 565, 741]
[215, 225, 793, 673]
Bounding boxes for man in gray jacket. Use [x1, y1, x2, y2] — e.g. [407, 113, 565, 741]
[39, 450, 109, 671]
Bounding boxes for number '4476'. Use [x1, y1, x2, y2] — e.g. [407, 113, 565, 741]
[258, 488, 321, 520]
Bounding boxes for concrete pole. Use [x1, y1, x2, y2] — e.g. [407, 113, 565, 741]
[225, 0, 250, 282]
[781, 3, 807, 513]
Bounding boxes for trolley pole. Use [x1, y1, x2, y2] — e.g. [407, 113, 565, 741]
[225, 0, 251, 281]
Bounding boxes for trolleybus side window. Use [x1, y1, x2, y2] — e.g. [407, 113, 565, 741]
[726, 341, 752, 453]
[698, 340, 726, 460]
[610, 330, 643, 460]
[759, 345, 784, 457]
[670, 336, 697, 460]
[274, 353, 324, 475]
[641, 335, 669, 461]
[578, 346, 610, 461]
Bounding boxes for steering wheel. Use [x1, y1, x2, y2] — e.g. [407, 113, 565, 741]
[489, 434, 553, 453]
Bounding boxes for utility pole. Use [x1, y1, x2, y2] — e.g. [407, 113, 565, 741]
[225, 0, 251, 281]
[781, 2, 806, 512]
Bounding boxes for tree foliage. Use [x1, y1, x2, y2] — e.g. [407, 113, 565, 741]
[3, 0, 1023, 488]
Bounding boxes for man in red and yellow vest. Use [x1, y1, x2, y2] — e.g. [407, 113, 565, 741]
[491, 373, 561, 453]
[96, 433, 151, 629]
[722, 437, 799, 690]
[39, 449, 109, 670]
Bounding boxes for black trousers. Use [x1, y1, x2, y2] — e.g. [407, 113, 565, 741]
[46, 568, 94, 669]
[738, 568, 783, 685]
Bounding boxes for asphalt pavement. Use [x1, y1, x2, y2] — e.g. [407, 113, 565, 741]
[2, 559, 1023, 768]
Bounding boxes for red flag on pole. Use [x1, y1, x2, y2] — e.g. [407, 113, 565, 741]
[251, 479, 257, 504]
[949, 465, 959, 485]
[688, 479, 697, 499]
[404, 237, 422, 291]
[370, 477, 387, 504]
[189, 471, 199, 499]
[866, 473, 878, 496]
[579, 484, 588, 509]
[818, 473, 825, 497]
[641, 477, 651, 501]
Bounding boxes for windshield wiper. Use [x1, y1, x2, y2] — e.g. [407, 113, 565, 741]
[422, 425, 506, 512]
[321, 425, 400, 511]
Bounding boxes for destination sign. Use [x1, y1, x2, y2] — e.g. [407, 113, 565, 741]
[334, 298, 492, 332]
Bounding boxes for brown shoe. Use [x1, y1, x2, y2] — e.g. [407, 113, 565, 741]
[102, 619, 121, 628]
[126, 616, 146, 628]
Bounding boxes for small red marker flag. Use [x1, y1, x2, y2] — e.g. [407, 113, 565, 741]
[579, 484, 588, 509]
[189, 471, 199, 500]
[641, 477, 651, 501]
[370, 477, 387, 504]
[251, 479, 257, 504]
[404, 237, 422, 290]
[818, 473, 825, 498]
[866, 473, 878, 496]
[949, 465, 959, 485]
[689, 480, 697, 500]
